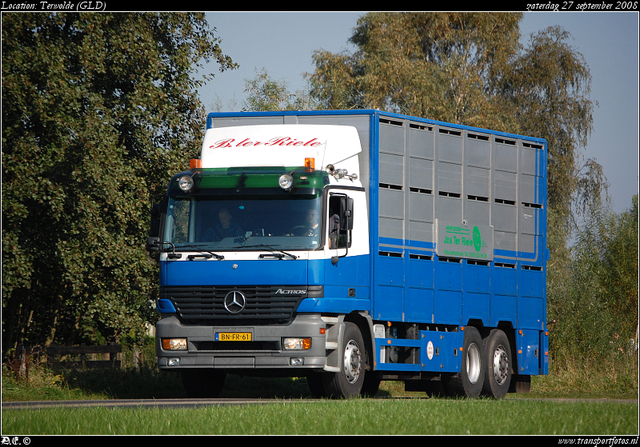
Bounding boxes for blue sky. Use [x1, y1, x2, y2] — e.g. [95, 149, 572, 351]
[198, 12, 638, 214]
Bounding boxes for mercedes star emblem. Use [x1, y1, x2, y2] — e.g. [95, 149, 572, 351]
[224, 290, 246, 314]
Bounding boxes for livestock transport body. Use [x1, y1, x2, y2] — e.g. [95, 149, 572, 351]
[146, 109, 549, 399]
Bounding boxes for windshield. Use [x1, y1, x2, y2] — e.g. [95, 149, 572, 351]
[163, 195, 323, 251]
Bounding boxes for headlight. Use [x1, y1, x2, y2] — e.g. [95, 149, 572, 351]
[177, 175, 194, 192]
[162, 338, 187, 351]
[278, 173, 294, 191]
[283, 337, 311, 350]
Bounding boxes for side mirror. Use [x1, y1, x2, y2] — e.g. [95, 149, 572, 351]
[149, 202, 161, 235]
[146, 197, 166, 255]
[146, 236, 161, 253]
[329, 194, 354, 264]
[341, 197, 354, 231]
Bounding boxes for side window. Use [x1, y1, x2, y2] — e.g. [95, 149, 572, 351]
[165, 198, 192, 243]
[328, 194, 353, 249]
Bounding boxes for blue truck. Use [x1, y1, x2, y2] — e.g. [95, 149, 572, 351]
[146, 109, 549, 399]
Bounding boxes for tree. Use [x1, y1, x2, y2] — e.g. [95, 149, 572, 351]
[2, 13, 237, 356]
[309, 12, 523, 129]
[596, 194, 638, 344]
[552, 194, 638, 358]
[243, 68, 316, 112]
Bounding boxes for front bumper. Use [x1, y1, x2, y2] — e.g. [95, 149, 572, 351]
[156, 313, 327, 371]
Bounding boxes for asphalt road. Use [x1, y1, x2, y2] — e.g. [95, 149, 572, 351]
[3, 397, 638, 410]
[1, 398, 289, 410]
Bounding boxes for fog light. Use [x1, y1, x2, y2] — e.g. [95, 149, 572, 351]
[168, 358, 181, 366]
[290, 357, 304, 366]
[162, 338, 187, 351]
[283, 337, 311, 350]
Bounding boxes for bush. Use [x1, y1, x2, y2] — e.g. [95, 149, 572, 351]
[548, 195, 638, 367]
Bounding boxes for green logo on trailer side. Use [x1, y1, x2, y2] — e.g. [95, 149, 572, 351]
[436, 220, 493, 260]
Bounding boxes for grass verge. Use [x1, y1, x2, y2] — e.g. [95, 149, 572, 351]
[2, 398, 638, 435]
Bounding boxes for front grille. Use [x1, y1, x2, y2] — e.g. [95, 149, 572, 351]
[160, 285, 322, 326]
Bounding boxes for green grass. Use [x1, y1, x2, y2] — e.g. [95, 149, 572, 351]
[2, 398, 638, 435]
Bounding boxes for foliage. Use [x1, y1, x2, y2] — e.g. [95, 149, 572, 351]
[311, 12, 523, 129]
[242, 68, 317, 111]
[2, 12, 237, 355]
[551, 194, 638, 359]
[532, 348, 638, 398]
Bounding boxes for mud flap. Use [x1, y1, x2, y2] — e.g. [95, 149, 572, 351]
[322, 315, 345, 373]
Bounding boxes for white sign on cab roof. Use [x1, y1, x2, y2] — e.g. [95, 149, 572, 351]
[201, 124, 362, 170]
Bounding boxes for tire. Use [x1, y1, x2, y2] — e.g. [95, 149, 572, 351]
[323, 322, 366, 399]
[181, 369, 226, 398]
[442, 326, 485, 398]
[482, 329, 512, 399]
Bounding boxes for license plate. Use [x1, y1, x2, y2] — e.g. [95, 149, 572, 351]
[216, 332, 252, 342]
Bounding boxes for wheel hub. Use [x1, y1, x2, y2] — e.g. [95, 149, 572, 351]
[492, 345, 510, 385]
[343, 340, 362, 384]
[466, 342, 482, 384]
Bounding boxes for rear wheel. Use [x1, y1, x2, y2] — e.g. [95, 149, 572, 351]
[181, 369, 226, 398]
[482, 329, 512, 399]
[442, 326, 485, 398]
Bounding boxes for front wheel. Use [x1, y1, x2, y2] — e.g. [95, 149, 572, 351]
[323, 322, 366, 399]
[442, 326, 485, 398]
[482, 329, 512, 399]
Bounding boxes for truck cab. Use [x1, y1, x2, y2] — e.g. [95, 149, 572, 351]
[147, 123, 372, 398]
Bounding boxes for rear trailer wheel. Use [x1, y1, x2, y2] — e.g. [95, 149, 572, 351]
[442, 326, 485, 398]
[482, 329, 512, 398]
[181, 369, 226, 398]
[324, 322, 366, 399]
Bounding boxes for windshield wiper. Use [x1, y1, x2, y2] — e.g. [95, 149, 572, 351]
[187, 253, 224, 260]
[241, 244, 298, 260]
[171, 244, 225, 260]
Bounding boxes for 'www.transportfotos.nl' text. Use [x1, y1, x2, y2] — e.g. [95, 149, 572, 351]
[559, 437, 639, 446]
